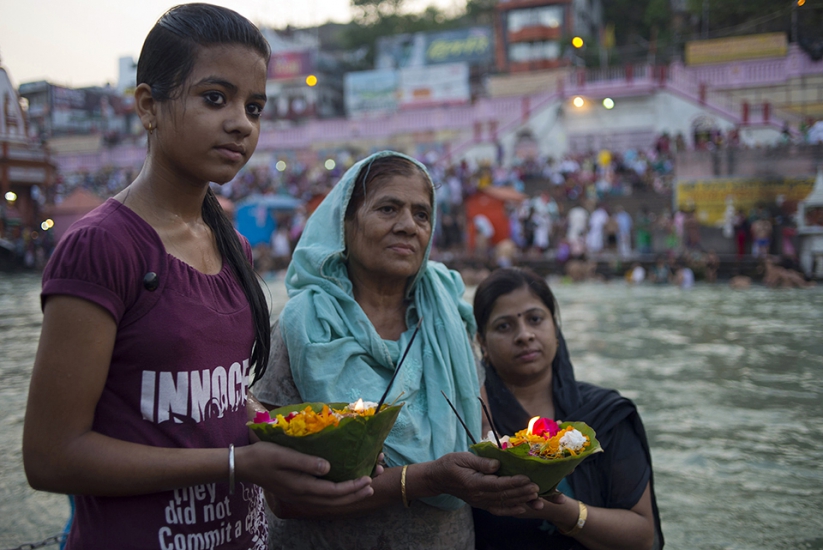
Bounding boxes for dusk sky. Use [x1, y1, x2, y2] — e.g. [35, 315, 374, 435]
[0, 0, 460, 89]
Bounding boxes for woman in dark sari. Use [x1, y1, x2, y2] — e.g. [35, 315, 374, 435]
[473, 267, 663, 550]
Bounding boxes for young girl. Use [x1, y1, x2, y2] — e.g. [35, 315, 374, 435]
[22, 4, 374, 549]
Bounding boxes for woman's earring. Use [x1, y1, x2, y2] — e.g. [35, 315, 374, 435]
[148, 121, 154, 135]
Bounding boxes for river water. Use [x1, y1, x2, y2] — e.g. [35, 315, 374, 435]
[1, 273, 822, 550]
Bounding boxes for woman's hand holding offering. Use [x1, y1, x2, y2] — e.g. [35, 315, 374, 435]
[423, 452, 541, 516]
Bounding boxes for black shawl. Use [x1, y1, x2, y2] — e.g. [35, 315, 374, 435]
[475, 332, 664, 550]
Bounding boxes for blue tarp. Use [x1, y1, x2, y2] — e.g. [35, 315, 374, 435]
[234, 194, 303, 246]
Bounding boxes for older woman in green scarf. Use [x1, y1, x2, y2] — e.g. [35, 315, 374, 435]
[253, 151, 540, 549]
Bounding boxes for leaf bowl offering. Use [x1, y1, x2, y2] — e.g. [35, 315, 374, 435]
[248, 400, 403, 482]
[471, 419, 602, 496]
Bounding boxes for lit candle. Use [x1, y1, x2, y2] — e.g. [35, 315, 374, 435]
[527, 416, 539, 435]
[353, 398, 365, 412]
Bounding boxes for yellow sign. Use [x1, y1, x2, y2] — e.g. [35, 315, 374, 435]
[685, 33, 787, 66]
[676, 177, 815, 225]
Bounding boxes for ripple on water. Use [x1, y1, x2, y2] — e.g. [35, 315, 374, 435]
[552, 283, 823, 549]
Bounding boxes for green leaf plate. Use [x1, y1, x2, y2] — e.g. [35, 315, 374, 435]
[248, 402, 403, 483]
[470, 421, 603, 496]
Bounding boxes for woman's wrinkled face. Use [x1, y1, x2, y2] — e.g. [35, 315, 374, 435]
[479, 286, 558, 387]
[344, 173, 433, 284]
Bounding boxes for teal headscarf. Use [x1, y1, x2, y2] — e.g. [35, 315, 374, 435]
[280, 151, 481, 510]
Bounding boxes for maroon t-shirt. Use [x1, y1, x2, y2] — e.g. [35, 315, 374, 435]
[41, 199, 267, 549]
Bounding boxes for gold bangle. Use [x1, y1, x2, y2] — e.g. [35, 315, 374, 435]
[400, 465, 410, 508]
[558, 500, 588, 536]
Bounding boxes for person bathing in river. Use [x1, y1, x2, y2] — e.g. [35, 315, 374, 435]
[252, 151, 539, 550]
[472, 267, 663, 550]
[23, 5, 375, 549]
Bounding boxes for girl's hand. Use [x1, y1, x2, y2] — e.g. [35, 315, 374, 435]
[237, 442, 374, 507]
[424, 452, 540, 515]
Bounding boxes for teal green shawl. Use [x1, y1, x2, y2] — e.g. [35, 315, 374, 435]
[280, 151, 481, 510]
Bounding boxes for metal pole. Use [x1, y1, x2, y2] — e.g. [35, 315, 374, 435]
[702, 0, 709, 39]
[791, 0, 797, 44]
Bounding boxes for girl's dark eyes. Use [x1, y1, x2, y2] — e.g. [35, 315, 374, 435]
[203, 92, 264, 118]
[246, 103, 264, 118]
[204, 92, 225, 105]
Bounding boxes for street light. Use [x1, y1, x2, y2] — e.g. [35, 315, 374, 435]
[572, 36, 584, 49]
[603, 98, 615, 109]
[573, 96, 585, 108]
[5, 191, 17, 202]
[306, 75, 318, 87]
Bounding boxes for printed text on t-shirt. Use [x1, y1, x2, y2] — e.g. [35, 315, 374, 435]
[140, 359, 250, 424]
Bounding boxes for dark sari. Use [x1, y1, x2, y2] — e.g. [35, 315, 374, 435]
[473, 332, 664, 550]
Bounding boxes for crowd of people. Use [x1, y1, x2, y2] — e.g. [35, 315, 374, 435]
[8, 131, 812, 290]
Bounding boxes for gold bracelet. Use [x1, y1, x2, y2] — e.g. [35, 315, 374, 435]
[558, 500, 588, 536]
[400, 465, 410, 508]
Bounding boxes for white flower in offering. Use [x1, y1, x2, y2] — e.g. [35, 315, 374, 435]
[558, 428, 587, 452]
[483, 431, 511, 448]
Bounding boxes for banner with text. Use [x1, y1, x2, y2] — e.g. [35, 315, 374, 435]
[676, 176, 815, 225]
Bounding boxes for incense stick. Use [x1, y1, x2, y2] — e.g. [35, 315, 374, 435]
[376, 317, 423, 411]
[440, 390, 478, 445]
[478, 397, 502, 447]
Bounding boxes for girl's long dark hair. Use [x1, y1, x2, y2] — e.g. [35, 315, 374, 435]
[137, 4, 272, 384]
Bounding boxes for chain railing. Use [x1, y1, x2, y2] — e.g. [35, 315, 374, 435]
[1, 533, 66, 550]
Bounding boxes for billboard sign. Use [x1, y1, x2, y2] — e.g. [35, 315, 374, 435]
[685, 33, 787, 66]
[377, 26, 493, 69]
[425, 27, 493, 66]
[344, 69, 398, 116]
[398, 62, 470, 109]
[268, 51, 315, 80]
